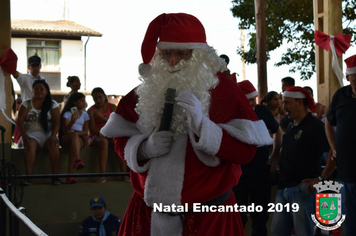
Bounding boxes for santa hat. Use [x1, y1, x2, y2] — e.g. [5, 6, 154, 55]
[236, 80, 258, 99]
[139, 13, 208, 76]
[345, 54, 356, 76]
[283, 86, 316, 113]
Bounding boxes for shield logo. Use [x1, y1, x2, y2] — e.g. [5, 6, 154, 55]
[311, 181, 346, 231]
[316, 193, 342, 224]
[294, 130, 303, 139]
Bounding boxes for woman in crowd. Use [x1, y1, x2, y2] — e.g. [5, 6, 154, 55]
[62, 76, 87, 110]
[17, 80, 61, 185]
[88, 87, 127, 183]
[60, 92, 89, 184]
[263, 91, 286, 124]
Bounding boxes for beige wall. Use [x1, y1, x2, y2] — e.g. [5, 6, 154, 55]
[11, 38, 84, 93]
[60, 40, 85, 92]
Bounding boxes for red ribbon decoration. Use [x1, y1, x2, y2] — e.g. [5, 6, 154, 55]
[0, 49, 18, 75]
[314, 30, 351, 56]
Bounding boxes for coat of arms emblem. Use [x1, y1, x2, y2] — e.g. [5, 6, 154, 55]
[311, 180, 346, 230]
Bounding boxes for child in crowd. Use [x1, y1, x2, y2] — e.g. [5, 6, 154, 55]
[88, 88, 127, 183]
[78, 196, 121, 236]
[62, 76, 87, 110]
[60, 92, 89, 184]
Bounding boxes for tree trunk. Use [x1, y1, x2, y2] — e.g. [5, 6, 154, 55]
[254, 0, 268, 101]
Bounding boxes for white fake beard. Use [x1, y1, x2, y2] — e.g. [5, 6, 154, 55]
[135, 50, 220, 136]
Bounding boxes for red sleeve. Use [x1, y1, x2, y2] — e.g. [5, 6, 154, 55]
[209, 73, 257, 164]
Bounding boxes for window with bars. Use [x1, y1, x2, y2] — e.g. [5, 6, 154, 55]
[27, 40, 61, 90]
[27, 40, 61, 71]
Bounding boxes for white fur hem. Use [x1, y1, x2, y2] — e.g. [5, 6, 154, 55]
[151, 212, 183, 236]
[218, 119, 273, 146]
[189, 115, 222, 167]
[144, 135, 187, 236]
[144, 135, 187, 206]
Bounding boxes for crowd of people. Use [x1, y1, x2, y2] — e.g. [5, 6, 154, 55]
[7, 55, 127, 185]
[2, 11, 355, 236]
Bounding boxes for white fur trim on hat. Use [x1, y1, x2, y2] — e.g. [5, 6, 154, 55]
[346, 67, 356, 76]
[283, 91, 306, 99]
[138, 63, 152, 76]
[157, 42, 209, 50]
[245, 91, 258, 99]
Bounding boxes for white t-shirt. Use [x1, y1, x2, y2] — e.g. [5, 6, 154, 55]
[22, 99, 59, 133]
[63, 111, 90, 132]
[15, 72, 45, 101]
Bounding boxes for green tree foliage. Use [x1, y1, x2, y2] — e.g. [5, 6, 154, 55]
[231, 0, 356, 80]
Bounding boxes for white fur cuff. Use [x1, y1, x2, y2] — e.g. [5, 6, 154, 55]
[218, 119, 273, 146]
[100, 113, 140, 138]
[124, 132, 152, 173]
[188, 116, 222, 167]
[190, 115, 223, 156]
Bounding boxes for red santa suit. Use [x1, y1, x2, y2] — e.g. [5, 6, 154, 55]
[101, 72, 273, 236]
[101, 13, 273, 236]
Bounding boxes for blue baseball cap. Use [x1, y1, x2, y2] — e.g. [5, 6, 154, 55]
[90, 196, 106, 208]
[28, 55, 41, 66]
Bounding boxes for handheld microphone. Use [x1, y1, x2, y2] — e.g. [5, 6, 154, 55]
[159, 88, 176, 131]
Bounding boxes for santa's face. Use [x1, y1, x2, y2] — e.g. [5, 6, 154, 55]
[159, 49, 193, 67]
[135, 48, 219, 136]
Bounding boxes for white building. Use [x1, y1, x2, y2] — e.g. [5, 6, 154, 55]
[11, 19, 102, 102]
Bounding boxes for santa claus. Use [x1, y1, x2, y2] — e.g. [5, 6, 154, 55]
[101, 13, 273, 236]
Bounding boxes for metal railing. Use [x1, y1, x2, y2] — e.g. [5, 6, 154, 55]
[0, 125, 130, 236]
[0, 188, 48, 236]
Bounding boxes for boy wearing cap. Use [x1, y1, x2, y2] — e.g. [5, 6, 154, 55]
[325, 54, 356, 235]
[12, 55, 45, 101]
[78, 196, 121, 236]
[270, 86, 330, 236]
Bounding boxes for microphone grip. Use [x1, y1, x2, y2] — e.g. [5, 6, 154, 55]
[159, 102, 174, 131]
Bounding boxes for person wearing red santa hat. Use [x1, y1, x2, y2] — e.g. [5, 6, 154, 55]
[235, 80, 280, 235]
[100, 13, 273, 236]
[325, 54, 356, 236]
[270, 86, 331, 236]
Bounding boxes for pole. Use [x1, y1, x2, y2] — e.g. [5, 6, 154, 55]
[0, 0, 12, 234]
[240, 25, 246, 81]
[84, 35, 90, 92]
[0, 127, 6, 236]
[254, 0, 268, 101]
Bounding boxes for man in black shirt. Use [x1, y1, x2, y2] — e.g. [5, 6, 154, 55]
[270, 86, 330, 236]
[325, 54, 356, 236]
